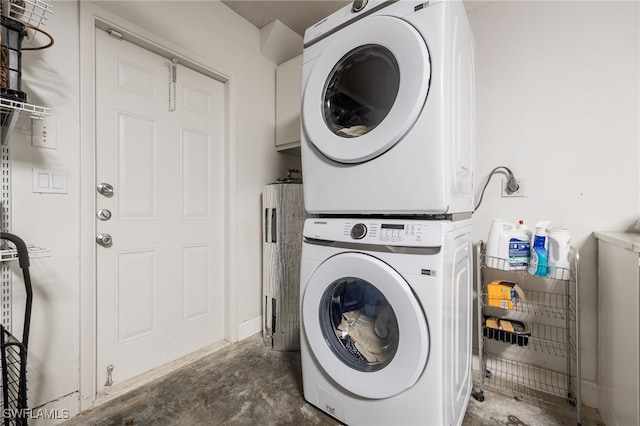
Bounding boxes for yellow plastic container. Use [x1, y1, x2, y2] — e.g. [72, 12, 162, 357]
[487, 280, 519, 310]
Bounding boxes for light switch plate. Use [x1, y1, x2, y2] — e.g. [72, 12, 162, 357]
[32, 168, 67, 194]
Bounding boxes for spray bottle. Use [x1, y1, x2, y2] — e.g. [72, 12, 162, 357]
[528, 221, 550, 277]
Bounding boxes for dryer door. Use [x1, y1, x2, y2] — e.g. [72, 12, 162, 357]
[302, 252, 430, 399]
[302, 15, 430, 164]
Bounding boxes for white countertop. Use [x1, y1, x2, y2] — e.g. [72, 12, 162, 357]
[594, 231, 640, 253]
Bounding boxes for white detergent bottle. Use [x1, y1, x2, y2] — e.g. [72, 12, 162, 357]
[486, 219, 532, 270]
[486, 219, 512, 269]
[528, 221, 550, 276]
[511, 220, 533, 269]
[548, 227, 571, 280]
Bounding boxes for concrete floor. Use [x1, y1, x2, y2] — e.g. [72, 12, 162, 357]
[65, 335, 602, 426]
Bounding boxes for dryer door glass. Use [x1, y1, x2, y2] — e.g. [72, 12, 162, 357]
[302, 15, 430, 164]
[320, 276, 399, 372]
[323, 45, 399, 139]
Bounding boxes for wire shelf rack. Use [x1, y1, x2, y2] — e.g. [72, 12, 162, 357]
[1, 245, 50, 261]
[482, 353, 578, 406]
[482, 322, 578, 358]
[1, 98, 50, 145]
[473, 241, 581, 425]
[0, 99, 49, 120]
[481, 253, 574, 281]
[1, 0, 53, 31]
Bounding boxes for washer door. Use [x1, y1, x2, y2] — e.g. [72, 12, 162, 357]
[302, 252, 430, 399]
[302, 15, 430, 164]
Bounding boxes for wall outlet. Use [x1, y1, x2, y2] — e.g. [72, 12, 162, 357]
[32, 118, 57, 149]
[501, 177, 527, 198]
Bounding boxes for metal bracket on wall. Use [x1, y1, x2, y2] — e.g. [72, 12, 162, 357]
[1, 144, 10, 328]
[1, 99, 50, 145]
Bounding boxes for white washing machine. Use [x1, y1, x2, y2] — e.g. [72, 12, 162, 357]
[300, 218, 473, 426]
[301, 0, 475, 215]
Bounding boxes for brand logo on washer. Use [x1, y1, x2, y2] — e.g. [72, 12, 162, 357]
[421, 269, 437, 276]
[313, 221, 328, 225]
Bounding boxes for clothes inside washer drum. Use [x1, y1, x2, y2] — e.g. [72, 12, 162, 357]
[337, 307, 398, 364]
[337, 124, 370, 137]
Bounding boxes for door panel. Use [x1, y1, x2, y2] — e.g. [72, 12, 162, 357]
[181, 245, 212, 322]
[116, 249, 158, 343]
[116, 111, 158, 220]
[115, 58, 158, 99]
[95, 29, 225, 390]
[181, 128, 211, 219]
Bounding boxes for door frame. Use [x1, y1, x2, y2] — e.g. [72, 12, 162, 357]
[79, 3, 238, 410]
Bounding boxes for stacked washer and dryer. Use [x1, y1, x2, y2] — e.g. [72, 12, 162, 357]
[298, 1, 475, 425]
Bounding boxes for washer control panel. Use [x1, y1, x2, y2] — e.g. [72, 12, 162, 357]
[304, 218, 445, 247]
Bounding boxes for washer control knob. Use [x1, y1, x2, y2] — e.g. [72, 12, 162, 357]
[350, 223, 367, 240]
[352, 0, 368, 13]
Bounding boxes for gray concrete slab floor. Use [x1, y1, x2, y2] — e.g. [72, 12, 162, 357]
[64, 335, 602, 426]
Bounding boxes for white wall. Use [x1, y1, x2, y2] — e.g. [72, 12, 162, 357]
[7, 0, 298, 417]
[467, 1, 639, 407]
[10, 0, 81, 415]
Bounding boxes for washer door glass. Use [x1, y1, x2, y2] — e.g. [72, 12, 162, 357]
[320, 276, 399, 372]
[302, 252, 430, 399]
[302, 15, 430, 164]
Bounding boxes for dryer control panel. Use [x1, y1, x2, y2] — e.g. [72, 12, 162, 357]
[303, 218, 447, 247]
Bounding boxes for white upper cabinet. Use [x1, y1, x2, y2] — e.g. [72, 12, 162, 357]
[276, 54, 302, 151]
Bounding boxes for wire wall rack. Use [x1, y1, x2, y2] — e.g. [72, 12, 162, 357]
[1, 0, 53, 32]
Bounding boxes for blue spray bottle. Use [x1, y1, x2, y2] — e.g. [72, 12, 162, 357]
[528, 221, 550, 277]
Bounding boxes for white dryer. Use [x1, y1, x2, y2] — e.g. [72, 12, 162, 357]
[301, 0, 475, 215]
[300, 218, 473, 426]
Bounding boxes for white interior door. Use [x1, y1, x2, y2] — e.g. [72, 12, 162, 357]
[95, 29, 226, 390]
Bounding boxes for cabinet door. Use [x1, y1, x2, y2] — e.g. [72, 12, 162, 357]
[276, 55, 302, 150]
[597, 240, 640, 426]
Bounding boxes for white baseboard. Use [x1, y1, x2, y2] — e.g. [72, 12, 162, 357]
[580, 379, 598, 409]
[237, 315, 262, 341]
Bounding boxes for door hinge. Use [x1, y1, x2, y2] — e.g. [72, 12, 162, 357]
[165, 59, 178, 112]
[107, 29, 123, 41]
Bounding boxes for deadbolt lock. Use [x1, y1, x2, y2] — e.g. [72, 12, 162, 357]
[96, 209, 112, 221]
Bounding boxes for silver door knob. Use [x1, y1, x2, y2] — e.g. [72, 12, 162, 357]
[96, 209, 112, 221]
[97, 183, 114, 197]
[96, 233, 113, 247]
